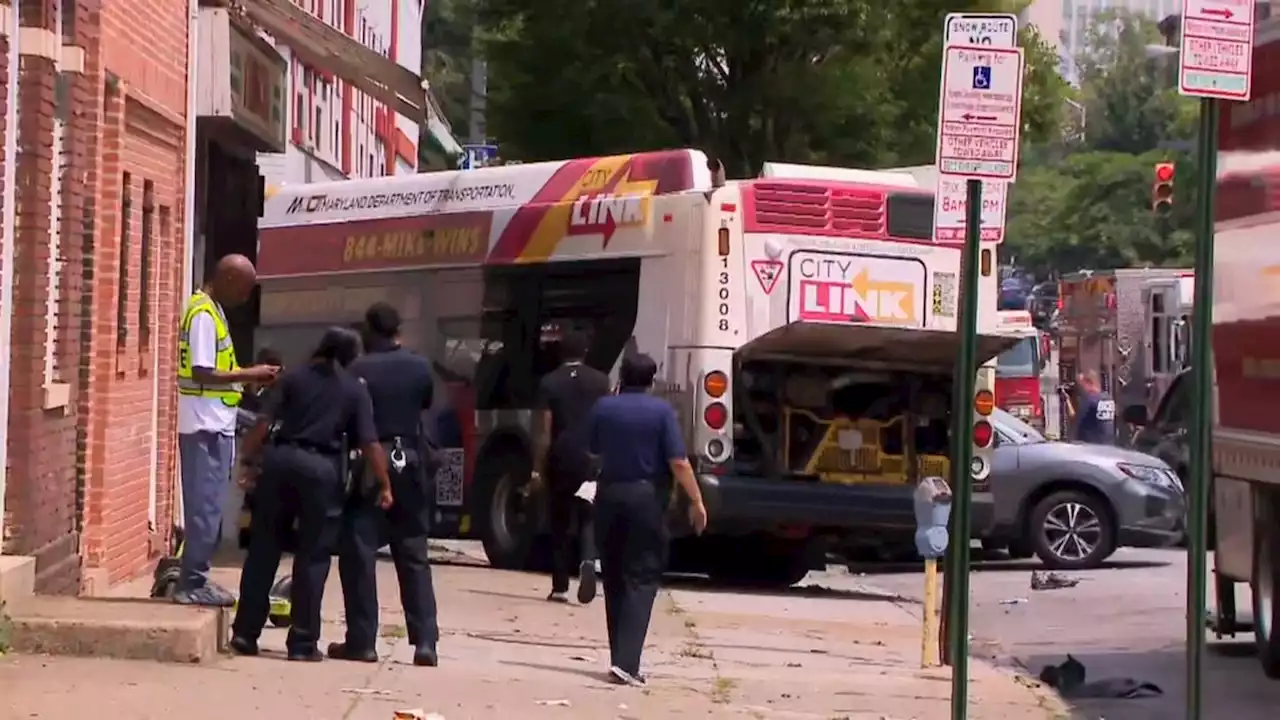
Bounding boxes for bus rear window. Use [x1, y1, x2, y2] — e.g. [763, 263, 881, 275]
[886, 193, 933, 240]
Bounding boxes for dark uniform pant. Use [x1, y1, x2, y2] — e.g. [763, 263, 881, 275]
[338, 447, 439, 652]
[594, 480, 669, 676]
[232, 444, 345, 653]
[548, 451, 597, 594]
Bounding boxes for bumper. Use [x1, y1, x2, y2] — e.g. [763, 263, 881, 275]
[1115, 480, 1185, 549]
[697, 473, 996, 536]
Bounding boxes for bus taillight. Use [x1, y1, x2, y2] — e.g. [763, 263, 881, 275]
[703, 402, 728, 430]
[704, 370, 728, 398]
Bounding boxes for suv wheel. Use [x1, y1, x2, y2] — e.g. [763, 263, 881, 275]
[1029, 490, 1116, 570]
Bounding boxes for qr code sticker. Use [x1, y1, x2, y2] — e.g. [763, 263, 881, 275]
[932, 272, 957, 318]
[434, 449, 465, 507]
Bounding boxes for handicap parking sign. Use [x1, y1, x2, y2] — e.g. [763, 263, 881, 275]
[972, 65, 991, 90]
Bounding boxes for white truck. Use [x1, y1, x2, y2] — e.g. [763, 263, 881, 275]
[254, 150, 1020, 585]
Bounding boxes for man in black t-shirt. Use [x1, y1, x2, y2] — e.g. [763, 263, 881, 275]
[530, 330, 611, 604]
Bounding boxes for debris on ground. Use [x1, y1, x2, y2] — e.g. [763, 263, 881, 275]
[1031, 570, 1081, 591]
[999, 597, 1029, 607]
[535, 699, 572, 707]
[1038, 655, 1163, 699]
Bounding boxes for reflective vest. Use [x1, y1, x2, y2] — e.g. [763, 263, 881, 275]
[177, 291, 242, 407]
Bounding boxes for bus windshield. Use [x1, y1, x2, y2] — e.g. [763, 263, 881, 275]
[996, 336, 1038, 378]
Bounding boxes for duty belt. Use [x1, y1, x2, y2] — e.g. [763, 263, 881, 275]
[385, 437, 409, 472]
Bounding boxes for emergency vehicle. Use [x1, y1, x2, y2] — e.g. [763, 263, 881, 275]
[994, 310, 1048, 432]
[1053, 268, 1192, 441]
[255, 149, 1019, 586]
[1199, 13, 1280, 678]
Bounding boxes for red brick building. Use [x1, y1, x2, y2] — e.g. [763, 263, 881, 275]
[0, 0, 429, 594]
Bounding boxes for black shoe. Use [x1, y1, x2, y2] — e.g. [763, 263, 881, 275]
[327, 642, 379, 663]
[546, 590, 570, 603]
[229, 635, 259, 656]
[287, 647, 324, 662]
[413, 646, 439, 667]
[576, 560, 597, 604]
[608, 665, 646, 686]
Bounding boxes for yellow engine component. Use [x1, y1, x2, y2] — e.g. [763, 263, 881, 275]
[784, 409, 950, 485]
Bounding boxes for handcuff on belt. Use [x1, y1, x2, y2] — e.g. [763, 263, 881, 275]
[389, 437, 408, 472]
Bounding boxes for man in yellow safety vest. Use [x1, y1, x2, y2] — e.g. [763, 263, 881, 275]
[175, 254, 279, 606]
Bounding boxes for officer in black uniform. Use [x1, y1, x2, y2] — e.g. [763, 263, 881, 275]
[529, 329, 611, 604]
[588, 352, 708, 686]
[329, 302, 441, 667]
[229, 327, 393, 661]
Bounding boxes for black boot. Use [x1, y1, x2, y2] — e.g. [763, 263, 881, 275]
[413, 646, 438, 667]
[327, 641, 379, 663]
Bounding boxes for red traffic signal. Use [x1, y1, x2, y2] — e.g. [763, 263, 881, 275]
[1152, 162, 1175, 214]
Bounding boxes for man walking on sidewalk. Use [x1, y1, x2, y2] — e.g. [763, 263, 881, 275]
[175, 254, 279, 606]
[530, 329, 610, 605]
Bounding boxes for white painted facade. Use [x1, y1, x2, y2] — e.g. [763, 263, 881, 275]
[260, 0, 428, 192]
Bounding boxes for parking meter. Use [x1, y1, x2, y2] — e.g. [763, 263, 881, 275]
[914, 476, 952, 559]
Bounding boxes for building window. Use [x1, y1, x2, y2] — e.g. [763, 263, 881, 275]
[118, 172, 132, 347]
[369, 153, 374, 177]
[314, 106, 322, 148]
[140, 180, 155, 349]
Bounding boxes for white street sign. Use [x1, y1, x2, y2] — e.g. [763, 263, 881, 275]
[935, 13, 1017, 245]
[945, 13, 1017, 46]
[935, 45, 1025, 181]
[1178, 0, 1255, 101]
[934, 177, 1007, 244]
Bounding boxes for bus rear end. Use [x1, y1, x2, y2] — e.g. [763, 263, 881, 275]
[672, 163, 1019, 580]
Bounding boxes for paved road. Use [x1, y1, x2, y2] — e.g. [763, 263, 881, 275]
[815, 547, 1280, 719]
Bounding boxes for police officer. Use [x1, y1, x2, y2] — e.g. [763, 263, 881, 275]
[587, 352, 708, 686]
[229, 327, 392, 661]
[329, 302, 441, 667]
[1067, 370, 1116, 445]
[529, 329, 611, 604]
[175, 254, 278, 607]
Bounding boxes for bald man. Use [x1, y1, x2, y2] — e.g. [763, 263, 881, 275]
[175, 254, 280, 606]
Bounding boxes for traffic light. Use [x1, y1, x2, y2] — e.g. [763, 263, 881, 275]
[1152, 162, 1175, 215]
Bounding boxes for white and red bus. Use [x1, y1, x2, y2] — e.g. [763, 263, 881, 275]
[993, 310, 1046, 432]
[255, 150, 1016, 584]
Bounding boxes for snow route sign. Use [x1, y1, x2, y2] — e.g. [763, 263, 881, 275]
[934, 13, 1018, 244]
[936, 44, 1025, 182]
[1178, 0, 1254, 101]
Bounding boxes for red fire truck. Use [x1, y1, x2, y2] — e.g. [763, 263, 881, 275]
[994, 310, 1046, 432]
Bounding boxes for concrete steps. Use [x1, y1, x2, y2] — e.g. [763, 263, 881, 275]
[4, 596, 229, 663]
[2, 556, 228, 663]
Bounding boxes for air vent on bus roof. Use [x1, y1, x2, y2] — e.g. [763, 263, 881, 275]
[749, 182, 886, 234]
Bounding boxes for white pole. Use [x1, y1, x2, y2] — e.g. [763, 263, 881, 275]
[171, 0, 200, 533]
[0, 2, 22, 549]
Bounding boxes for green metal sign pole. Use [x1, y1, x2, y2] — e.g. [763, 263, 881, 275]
[947, 178, 982, 720]
[1185, 96, 1219, 720]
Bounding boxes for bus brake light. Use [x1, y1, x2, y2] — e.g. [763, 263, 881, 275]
[973, 421, 994, 448]
[704, 402, 728, 430]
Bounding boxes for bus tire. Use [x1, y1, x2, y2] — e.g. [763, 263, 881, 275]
[476, 444, 536, 571]
[1252, 488, 1280, 678]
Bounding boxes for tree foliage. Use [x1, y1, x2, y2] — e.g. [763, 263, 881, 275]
[1001, 10, 1197, 275]
[474, 0, 1069, 176]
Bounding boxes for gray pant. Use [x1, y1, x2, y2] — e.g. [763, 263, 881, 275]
[179, 431, 236, 590]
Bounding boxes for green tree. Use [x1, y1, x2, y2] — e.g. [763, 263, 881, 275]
[475, 0, 1068, 175]
[421, 0, 477, 167]
[1074, 9, 1195, 154]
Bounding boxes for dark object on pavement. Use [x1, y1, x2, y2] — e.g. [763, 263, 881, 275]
[1031, 570, 1081, 591]
[1038, 655, 1163, 699]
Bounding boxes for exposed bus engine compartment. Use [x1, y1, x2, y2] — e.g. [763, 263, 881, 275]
[731, 360, 954, 486]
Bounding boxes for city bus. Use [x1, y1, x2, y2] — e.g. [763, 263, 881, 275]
[255, 149, 1018, 585]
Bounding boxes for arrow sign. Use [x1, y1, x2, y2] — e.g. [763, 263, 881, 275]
[1179, 0, 1254, 101]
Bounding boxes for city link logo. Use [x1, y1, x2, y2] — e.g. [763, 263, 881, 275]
[286, 183, 517, 214]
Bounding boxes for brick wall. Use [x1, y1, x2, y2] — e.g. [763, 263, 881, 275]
[0, 0, 189, 592]
[79, 0, 188, 588]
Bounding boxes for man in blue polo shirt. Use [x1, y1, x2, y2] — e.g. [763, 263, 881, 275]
[587, 352, 707, 687]
[1069, 371, 1116, 445]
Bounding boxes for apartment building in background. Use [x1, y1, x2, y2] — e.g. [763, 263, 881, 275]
[1020, 0, 1184, 83]
[258, 0, 458, 191]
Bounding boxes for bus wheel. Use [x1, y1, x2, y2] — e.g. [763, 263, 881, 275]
[1252, 488, 1280, 678]
[476, 448, 536, 571]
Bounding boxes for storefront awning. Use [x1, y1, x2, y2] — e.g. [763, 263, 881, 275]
[240, 0, 426, 122]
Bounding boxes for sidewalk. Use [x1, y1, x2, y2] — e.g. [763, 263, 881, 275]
[0, 544, 1070, 719]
